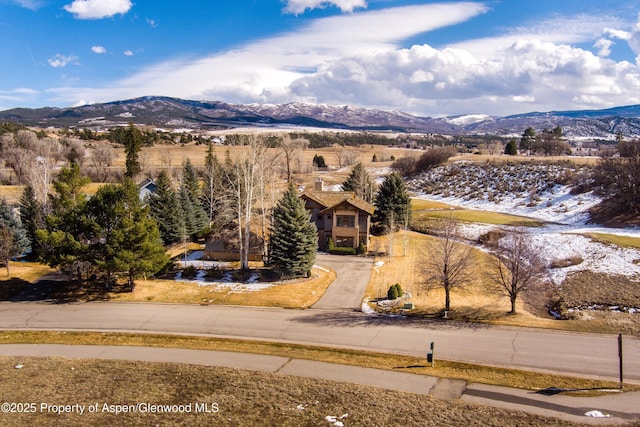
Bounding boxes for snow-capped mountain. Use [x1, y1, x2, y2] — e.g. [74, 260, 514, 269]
[1, 96, 639, 138]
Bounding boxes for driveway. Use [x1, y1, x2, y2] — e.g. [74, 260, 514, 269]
[312, 254, 373, 310]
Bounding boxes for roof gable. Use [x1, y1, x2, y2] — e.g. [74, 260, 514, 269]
[303, 190, 374, 216]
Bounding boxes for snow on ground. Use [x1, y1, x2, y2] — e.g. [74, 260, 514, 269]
[173, 262, 329, 292]
[413, 182, 640, 283]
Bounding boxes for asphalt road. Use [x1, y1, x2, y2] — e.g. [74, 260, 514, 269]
[0, 302, 638, 383]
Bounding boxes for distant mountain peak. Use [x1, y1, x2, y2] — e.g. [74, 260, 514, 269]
[1, 96, 639, 138]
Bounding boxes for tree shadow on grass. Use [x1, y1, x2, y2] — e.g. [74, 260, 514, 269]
[8, 274, 114, 303]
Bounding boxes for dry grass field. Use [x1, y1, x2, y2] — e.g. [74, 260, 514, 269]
[0, 356, 598, 427]
[364, 231, 640, 335]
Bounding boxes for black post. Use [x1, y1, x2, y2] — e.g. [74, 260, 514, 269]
[618, 333, 623, 389]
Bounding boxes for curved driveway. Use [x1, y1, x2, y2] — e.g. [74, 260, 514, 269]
[0, 302, 638, 383]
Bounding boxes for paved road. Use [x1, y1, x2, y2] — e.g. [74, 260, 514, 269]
[311, 254, 373, 310]
[0, 302, 638, 383]
[3, 344, 638, 424]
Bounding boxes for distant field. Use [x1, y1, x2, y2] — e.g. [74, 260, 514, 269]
[582, 232, 640, 249]
[412, 207, 543, 227]
[0, 185, 23, 204]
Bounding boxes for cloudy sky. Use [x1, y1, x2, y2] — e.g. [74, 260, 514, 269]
[1, 0, 640, 117]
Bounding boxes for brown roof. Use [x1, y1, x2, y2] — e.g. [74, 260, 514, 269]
[302, 191, 375, 216]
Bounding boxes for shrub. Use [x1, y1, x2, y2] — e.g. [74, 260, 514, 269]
[391, 156, 418, 176]
[372, 153, 378, 162]
[329, 247, 357, 255]
[356, 241, 366, 255]
[394, 283, 403, 298]
[414, 146, 457, 174]
[182, 265, 198, 278]
[206, 266, 225, 280]
[327, 237, 335, 251]
[477, 229, 506, 247]
[387, 285, 399, 300]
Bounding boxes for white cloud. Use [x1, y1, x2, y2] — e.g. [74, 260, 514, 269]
[283, 0, 366, 14]
[91, 45, 107, 54]
[289, 39, 640, 116]
[9, 0, 43, 10]
[123, 50, 134, 56]
[146, 18, 157, 28]
[51, 3, 487, 104]
[629, 14, 640, 55]
[48, 54, 78, 68]
[63, 0, 132, 20]
[41, 4, 640, 117]
[594, 38, 614, 57]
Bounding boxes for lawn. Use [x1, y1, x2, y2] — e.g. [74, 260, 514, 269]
[111, 265, 336, 308]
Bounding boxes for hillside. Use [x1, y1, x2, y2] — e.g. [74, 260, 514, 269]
[407, 160, 640, 293]
[1, 96, 639, 138]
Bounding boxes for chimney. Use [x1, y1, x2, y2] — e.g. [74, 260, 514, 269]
[314, 178, 323, 191]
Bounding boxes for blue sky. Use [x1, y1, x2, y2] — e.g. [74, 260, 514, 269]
[1, 0, 640, 116]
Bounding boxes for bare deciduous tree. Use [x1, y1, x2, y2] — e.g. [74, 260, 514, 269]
[488, 227, 545, 315]
[91, 142, 115, 182]
[225, 135, 268, 270]
[278, 135, 308, 182]
[335, 148, 359, 167]
[423, 216, 475, 313]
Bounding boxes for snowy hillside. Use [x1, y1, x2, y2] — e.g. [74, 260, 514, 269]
[407, 161, 640, 286]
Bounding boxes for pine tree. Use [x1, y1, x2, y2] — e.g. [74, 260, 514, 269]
[148, 171, 184, 244]
[202, 144, 233, 229]
[36, 163, 92, 279]
[269, 184, 317, 277]
[341, 162, 376, 203]
[123, 123, 143, 178]
[504, 139, 518, 156]
[0, 198, 30, 275]
[88, 180, 168, 289]
[374, 172, 411, 234]
[181, 158, 208, 237]
[19, 184, 43, 259]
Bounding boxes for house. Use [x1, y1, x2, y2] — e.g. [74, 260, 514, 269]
[203, 228, 263, 262]
[138, 178, 157, 201]
[301, 178, 375, 251]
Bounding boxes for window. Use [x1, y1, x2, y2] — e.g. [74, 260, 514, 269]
[335, 237, 354, 248]
[336, 215, 355, 228]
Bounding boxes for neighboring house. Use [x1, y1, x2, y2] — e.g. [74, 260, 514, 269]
[301, 179, 375, 251]
[203, 229, 263, 262]
[138, 178, 157, 201]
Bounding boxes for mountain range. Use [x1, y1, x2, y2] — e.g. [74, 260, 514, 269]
[1, 96, 639, 138]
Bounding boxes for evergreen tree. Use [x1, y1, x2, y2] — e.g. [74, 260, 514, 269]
[181, 158, 208, 237]
[374, 172, 411, 234]
[123, 123, 143, 178]
[0, 198, 30, 275]
[201, 143, 232, 229]
[19, 184, 43, 259]
[36, 164, 92, 279]
[341, 162, 376, 203]
[312, 154, 326, 168]
[88, 180, 168, 288]
[504, 139, 518, 156]
[269, 184, 317, 277]
[520, 127, 537, 152]
[148, 171, 184, 244]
